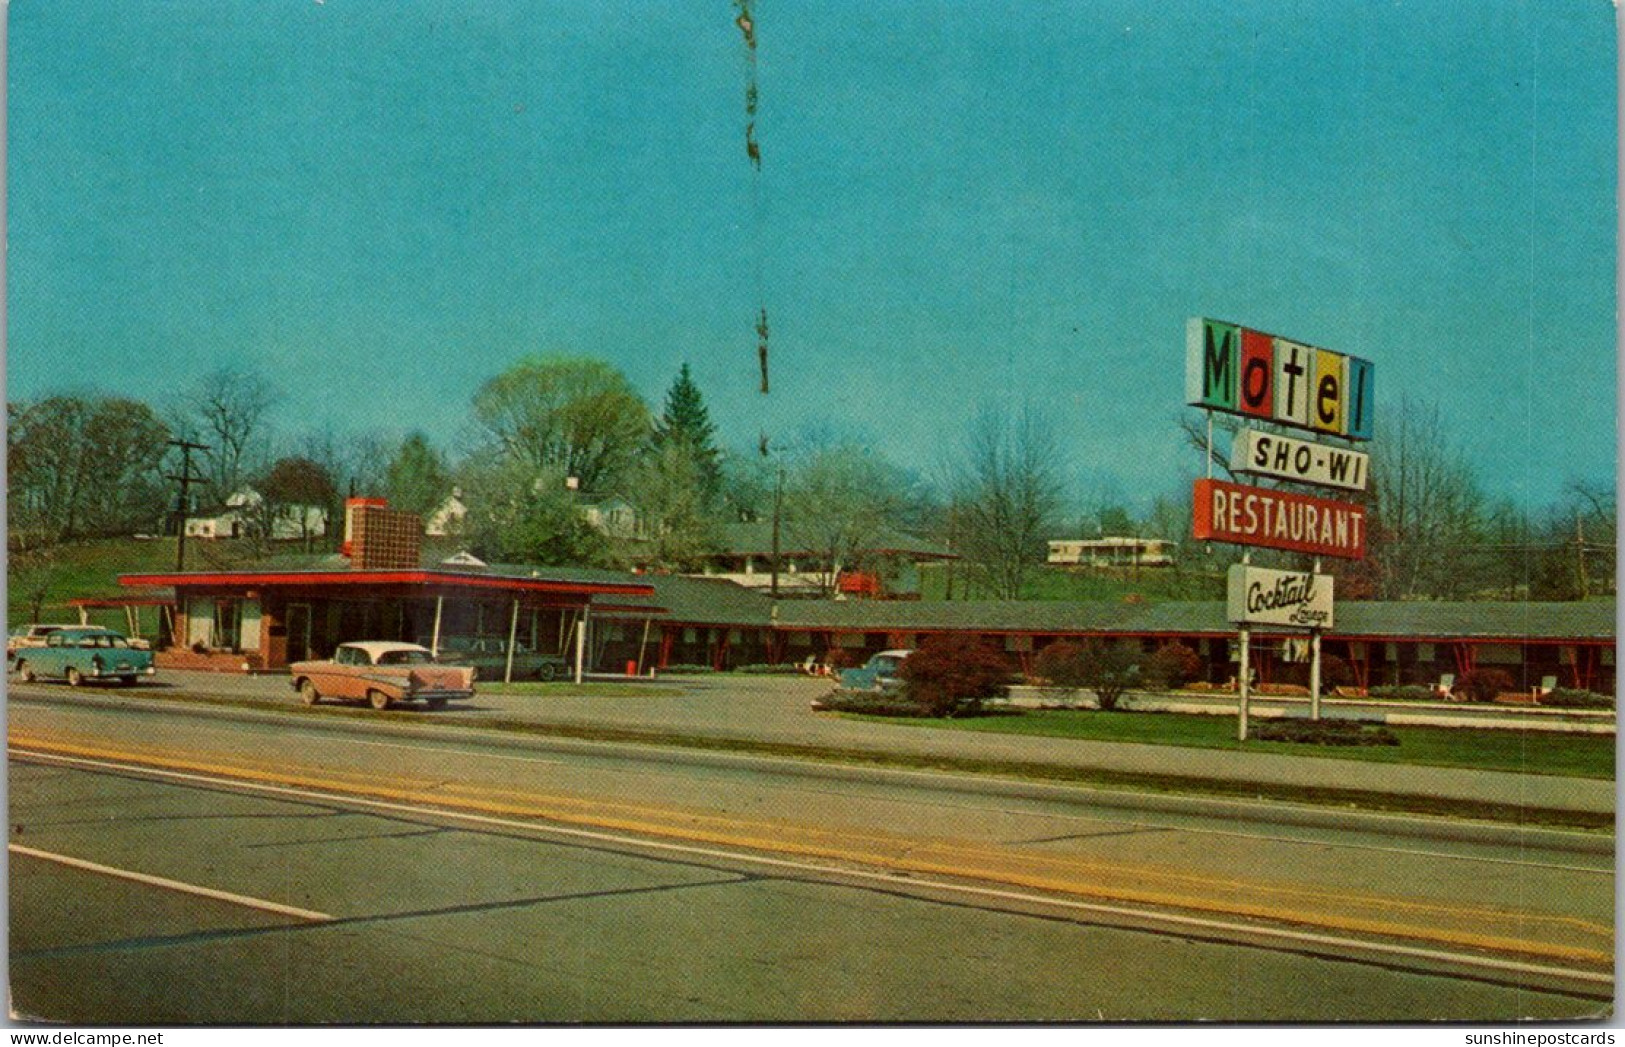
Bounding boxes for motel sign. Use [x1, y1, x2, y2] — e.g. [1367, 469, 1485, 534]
[1186, 318, 1375, 441]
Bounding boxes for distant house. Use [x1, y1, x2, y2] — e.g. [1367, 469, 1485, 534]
[1048, 537, 1175, 568]
[425, 489, 468, 537]
[577, 494, 648, 540]
[185, 489, 328, 542]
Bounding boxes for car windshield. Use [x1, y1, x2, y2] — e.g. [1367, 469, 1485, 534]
[377, 650, 433, 666]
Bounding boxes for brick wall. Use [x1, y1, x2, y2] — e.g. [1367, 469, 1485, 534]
[352, 506, 423, 570]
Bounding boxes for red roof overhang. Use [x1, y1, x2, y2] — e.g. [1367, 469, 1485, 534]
[119, 570, 655, 598]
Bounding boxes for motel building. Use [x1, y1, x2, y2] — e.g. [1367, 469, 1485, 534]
[94, 501, 1614, 694]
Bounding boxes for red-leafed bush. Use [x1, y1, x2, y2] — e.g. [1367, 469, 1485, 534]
[1032, 639, 1140, 711]
[1143, 642, 1201, 690]
[897, 638, 1012, 717]
[1456, 668, 1517, 703]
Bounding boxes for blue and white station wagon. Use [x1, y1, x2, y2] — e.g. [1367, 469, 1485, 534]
[11, 627, 157, 687]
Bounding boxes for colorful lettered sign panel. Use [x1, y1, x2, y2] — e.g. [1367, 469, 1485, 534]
[1192, 478, 1368, 560]
[1186, 318, 1374, 441]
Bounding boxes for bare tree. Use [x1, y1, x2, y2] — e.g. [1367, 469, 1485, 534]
[948, 404, 1066, 599]
[183, 367, 279, 501]
[1366, 397, 1486, 600]
[782, 442, 907, 595]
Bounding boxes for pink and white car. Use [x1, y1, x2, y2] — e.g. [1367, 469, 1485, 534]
[289, 641, 475, 711]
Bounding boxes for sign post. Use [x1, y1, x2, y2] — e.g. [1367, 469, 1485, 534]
[1187, 316, 1374, 740]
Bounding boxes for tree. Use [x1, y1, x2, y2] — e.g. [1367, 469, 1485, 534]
[470, 356, 651, 493]
[457, 453, 609, 567]
[1365, 398, 1487, 600]
[652, 363, 722, 500]
[256, 457, 338, 548]
[782, 442, 907, 596]
[627, 440, 720, 570]
[896, 637, 1011, 717]
[384, 432, 453, 519]
[181, 367, 279, 502]
[1033, 639, 1140, 711]
[9, 396, 170, 541]
[948, 404, 1066, 599]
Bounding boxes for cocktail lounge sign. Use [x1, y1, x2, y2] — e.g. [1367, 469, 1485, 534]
[1226, 564, 1334, 628]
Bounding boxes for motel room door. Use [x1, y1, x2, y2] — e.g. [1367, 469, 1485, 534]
[285, 603, 313, 663]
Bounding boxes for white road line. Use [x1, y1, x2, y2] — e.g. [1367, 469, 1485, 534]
[9, 842, 335, 923]
[11, 746, 1611, 988]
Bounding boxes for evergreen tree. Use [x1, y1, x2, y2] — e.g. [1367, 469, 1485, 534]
[653, 363, 721, 500]
[384, 432, 452, 520]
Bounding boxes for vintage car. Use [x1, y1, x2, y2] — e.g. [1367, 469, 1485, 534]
[290, 641, 476, 710]
[435, 636, 568, 681]
[7, 623, 77, 665]
[12, 627, 157, 686]
[839, 649, 914, 692]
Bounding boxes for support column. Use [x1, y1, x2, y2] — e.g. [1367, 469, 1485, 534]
[504, 598, 520, 684]
[430, 595, 444, 658]
[1238, 627, 1251, 742]
[1309, 556, 1323, 722]
[573, 604, 590, 684]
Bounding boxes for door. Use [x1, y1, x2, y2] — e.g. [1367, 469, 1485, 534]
[285, 603, 312, 664]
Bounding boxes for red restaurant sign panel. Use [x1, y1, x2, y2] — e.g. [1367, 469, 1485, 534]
[1192, 478, 1367, 560]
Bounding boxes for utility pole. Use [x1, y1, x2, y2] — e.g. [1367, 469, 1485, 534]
[166, 439, 210, 571]
[1576, 516, 1589, 600]
[770, 462, 784, 600]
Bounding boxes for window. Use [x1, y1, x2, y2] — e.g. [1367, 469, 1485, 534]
[214, 599, 242, 652]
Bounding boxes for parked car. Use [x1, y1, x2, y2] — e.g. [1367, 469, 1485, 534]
[840, 649, 914, 692]
[435, 636, 569, 681]
[7, 623, 78, 665]
[290, 641, 476, 711]
[12, 627, 157, 686]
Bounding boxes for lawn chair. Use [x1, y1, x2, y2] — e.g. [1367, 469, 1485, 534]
[1433, 673, 1455, 700]
[1535, 675, 1558, 701]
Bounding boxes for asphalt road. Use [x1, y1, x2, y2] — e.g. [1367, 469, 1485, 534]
[8, 692, 1613, 1022]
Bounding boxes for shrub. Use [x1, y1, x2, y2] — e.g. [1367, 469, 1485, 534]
[1368, 685, 1438, 702]
[814, 689, 935, 717]
[658, 663, 716, 675]
[1456, 668, 1516, 704]
[1254, 719, 1399, 747]
[1033, 639, 1140, 711]
[1143, 642, 1201, 690]
[1276, 653, 1353, 691]
[897, 637, 1012, 717]
[1540, 688, 1615, 709]
[735, 663, 804, 675]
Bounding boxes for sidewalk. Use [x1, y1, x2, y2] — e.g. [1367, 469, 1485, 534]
[130, 670, 1617, 816]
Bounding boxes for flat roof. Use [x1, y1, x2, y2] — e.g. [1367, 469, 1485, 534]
[119, 568, 654, 598]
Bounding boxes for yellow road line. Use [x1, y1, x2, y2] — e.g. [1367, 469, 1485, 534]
[9, 732, 1612, 969]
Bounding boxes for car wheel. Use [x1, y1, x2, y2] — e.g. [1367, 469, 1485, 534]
[536, 663, 557, 682]
[368, 689, 392, 711]
[66, 667, 83, 687]
[15, 661, 34, 683]
[300, 680, 321, 706]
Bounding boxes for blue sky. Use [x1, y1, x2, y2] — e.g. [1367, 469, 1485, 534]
[7, 0, 1617, 510]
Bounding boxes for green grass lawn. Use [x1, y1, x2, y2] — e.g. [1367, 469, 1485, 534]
[844, 707, 1616, 779]
[9, 536, 274, 628]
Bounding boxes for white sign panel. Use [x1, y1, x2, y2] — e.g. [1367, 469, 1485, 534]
[1226, 564, 1334, 628]
[1230, 427, 1369, 492]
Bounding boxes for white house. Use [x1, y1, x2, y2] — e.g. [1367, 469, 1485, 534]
[185, 489, 329, 542]
[1047, 536, 1176, 568]
[425, 489, 468, 537]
